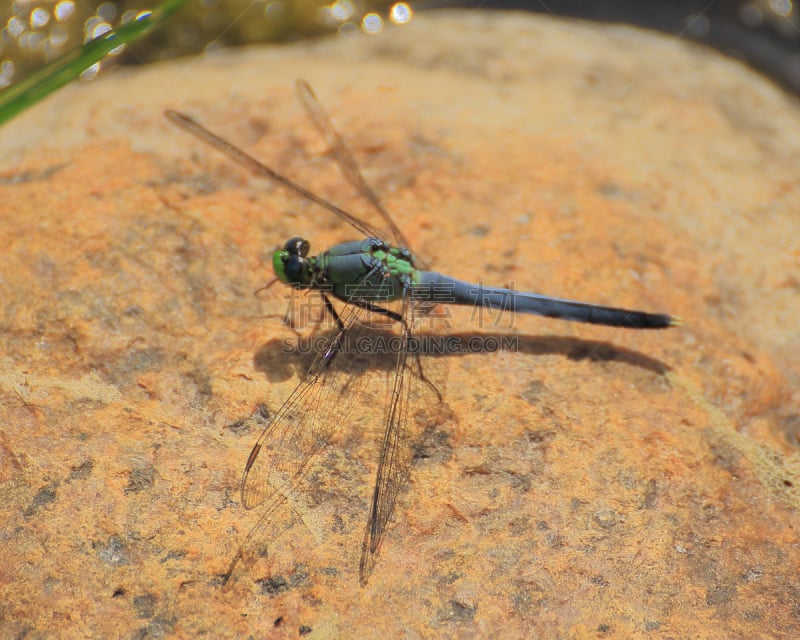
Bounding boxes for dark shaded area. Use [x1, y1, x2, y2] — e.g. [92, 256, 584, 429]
[132, 593, 157, 619]
[94, 535, 130, 566]
[68, 459, 94, 481]
[124, 464, 155, 495]
[24, 481, 59, 517]
[254, 329, 670, 385]
[257, 575, 290, 595]
[255, 564, 310, 596]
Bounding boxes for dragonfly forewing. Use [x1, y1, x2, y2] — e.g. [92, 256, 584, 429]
[295, 80, 415, 257]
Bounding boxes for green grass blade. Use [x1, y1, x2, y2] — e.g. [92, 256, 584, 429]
[0, 0, 187, 127]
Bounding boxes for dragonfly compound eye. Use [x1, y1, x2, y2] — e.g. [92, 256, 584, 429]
[273, 248, 309, 286]
[284, 237, 310, 258]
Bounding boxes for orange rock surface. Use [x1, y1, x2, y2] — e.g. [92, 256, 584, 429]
[1, 11, 799, 639]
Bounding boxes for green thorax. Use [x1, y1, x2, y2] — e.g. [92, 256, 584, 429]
[272, 237, 421, 304]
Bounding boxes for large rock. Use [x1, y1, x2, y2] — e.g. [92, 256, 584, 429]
[1, 10, 798, 638]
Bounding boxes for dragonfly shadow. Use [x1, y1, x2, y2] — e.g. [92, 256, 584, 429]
[253, 328, 670, 383]
[433, 332, 671, 375]
[253, 324, 415, 384]
[253, 337, 313, 384]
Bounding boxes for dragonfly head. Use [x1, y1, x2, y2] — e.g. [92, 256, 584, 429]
[273, 237, 312, 287]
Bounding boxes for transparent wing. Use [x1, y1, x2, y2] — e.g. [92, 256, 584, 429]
[222, 299, 378, 584]
[165, 109, 384, 241]
[240, 300, 371, 512]
[295, 80, 422, 264]
[357, 293, 447, 584]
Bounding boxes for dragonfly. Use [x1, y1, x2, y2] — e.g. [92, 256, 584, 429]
[166, 81, 679, 586]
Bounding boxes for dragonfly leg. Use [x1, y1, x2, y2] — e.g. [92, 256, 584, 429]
[319, 293, 349, 367]
[351, 293, 444, 400]
[351, 299, 406, 327]
[321, 293, 345, 331]
[411, 347, 444, 403]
